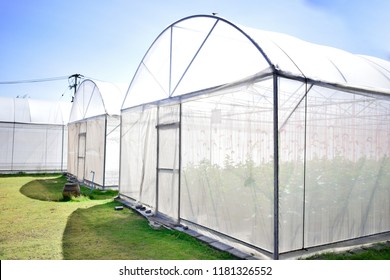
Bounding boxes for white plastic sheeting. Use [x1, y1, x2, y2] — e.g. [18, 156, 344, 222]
[67, 79, 124, 188]
[0, 97, 70, 173]
[119, 15, 390, 259]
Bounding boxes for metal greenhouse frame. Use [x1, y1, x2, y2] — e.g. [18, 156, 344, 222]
[67, 79, 124, 189]
[119, 15, 390, 259]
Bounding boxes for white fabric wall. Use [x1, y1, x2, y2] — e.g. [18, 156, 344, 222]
[120, 106, 157, 206]
[303, 85, 390, 249]
[0, 123, 67, 172]
[180, 80, 275, 252]
[84, 117, 105, 186]
[68, 115, 120, 188]
[0, 123, 13, 170]
[120, 77, 390, 256]
[0, 97, 69, 173]
[67, 122, 78, 177]
[104, 116, 121, 186]
[277, 78, 390, 253]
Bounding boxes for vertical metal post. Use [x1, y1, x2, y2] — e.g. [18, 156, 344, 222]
[302, 81, 308, 249]
[44, 126, 48, 170]
[118, 113, 123, 194]
[76, 125, 79, 179]
[61, 125, 65, 172]
[11, 99, 16, 171]
[156, 106, 160, 212]
[102, 115, 108, 188]
[177, 102, 182, 222]
[11, 122, 15, 172]
[169, 27, 173, 96]
[84, 123, 87, 182]
[273, 74, 279, 260]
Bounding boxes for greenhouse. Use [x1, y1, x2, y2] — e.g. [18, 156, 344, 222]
[67, 79, 124, 189]
[118, 15, 390, 259]
[0, 97, 70, 173]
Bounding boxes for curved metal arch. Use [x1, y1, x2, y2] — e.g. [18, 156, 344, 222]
[71, 79, 108, 121]
[171, 14, 275, 68]
[121, 14, 277, 110]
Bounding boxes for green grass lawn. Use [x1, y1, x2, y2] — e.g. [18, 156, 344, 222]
[304, 243, 390, 260]
[0, 174, 237, 260]
[1, 174, 388, 260]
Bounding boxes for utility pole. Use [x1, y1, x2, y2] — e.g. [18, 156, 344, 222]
[68, 74, 84, 101]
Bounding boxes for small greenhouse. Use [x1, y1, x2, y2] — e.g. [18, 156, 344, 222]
[0, 97, 70, 173]
[67, 79, 124, 189]
[119, 15, 390, 259]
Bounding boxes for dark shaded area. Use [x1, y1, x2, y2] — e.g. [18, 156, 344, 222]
[19, 175, 118, 202]
[19, 175, 68, 202]
[0, 172, 64, 178]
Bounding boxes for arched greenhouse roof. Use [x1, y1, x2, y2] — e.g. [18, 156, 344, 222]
[122, 14, 390, 109]
[69, 79, 126, 123]
[0, 96, 71, 125]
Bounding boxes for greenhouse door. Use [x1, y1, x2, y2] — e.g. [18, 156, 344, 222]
[156, 105, 180, 222]
[77, 132, 86, 181]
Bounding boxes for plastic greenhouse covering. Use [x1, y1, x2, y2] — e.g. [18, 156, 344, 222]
[67, 79, 125, 188]
[0, 97, 70, 173]
[119, 15, 390, 259]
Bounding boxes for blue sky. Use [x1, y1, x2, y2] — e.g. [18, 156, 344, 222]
[0, 0, 389, 102]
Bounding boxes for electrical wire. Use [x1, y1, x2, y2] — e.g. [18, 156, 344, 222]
[0, 74, 113, 86]
[0, 75, 70, 85]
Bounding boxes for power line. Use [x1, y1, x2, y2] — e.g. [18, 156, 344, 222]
[0, 75, 70, 85]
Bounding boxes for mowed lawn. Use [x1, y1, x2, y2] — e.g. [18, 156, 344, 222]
[0, 174, 237, 260]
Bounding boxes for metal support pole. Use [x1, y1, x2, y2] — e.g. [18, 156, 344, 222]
[11, 99, 16, 171]
[156, 106, 160, 212]
[273, 74, 279, 260]
[118, 114, 123, 194]
[103, 115, 107, 188]
[89, 170, 95, 194]
[302, 81, 308, 249]
[61, 125, 65, 172]
[177, 103, 182, 222]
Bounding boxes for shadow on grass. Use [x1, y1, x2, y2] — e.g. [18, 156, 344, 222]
[19, 175, 68, 202]
[62, 201, 239, 260]
[19, 175, 118, 202]
[0, 172, 64, 178]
